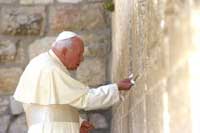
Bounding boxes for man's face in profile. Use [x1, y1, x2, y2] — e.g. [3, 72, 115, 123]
[63, 37, 84, 70]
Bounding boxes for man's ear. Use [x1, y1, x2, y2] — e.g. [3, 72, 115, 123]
[62, 48, 68, 57]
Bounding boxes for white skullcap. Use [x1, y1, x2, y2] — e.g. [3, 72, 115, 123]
[55, 31, 78, 42]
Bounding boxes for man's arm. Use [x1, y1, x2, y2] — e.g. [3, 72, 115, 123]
[69, 79, 133, 111]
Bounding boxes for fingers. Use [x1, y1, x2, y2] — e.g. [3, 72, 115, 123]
[81, 121, 95, 130]
[117, 78, 135, 90]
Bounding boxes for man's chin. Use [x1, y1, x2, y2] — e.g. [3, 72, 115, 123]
[67, 66, 78, 71]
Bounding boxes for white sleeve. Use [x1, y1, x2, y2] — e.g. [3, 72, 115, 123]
[69, 84, 120, 111]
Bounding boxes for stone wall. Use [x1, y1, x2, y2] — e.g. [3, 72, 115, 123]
[0, 0, 112, 133]
[111, 0, 194, 132]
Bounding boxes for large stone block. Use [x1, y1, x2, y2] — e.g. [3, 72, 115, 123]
[57, 0, 82, 3]
[49, 4, 106, 34]
[111, 0, 134, 82]
[81, 30, 110, 46]
[87, 0, 106, 1]
[167, 64, 192, 133]
[20, 0, 54, 4]
[8, 114, 28, 133]
[164, 0, 190, 68]
[129, 100, 146, 133]
[146, 81, 165, 133]
[0, 115, 10, 133]
[76, 58, 106, 87]
[145, 44, 168, 88]
[84, 43, 109, 58]
[0, 96, 10, 115]
[0, 40, 17, 63]
[0, 6, 46, 36]
[89, 113, 108, 129]
[0, 67, 23, 94]
[10, 96, 24, 115]
[0, 0, 16, 3]
[121, 115, 128, 133]
[111, 120, 122, 133]
[129, 74, 146, 109]
[28, 37, 56, 59]
[82, 30, 111, 57]
[146, 0, 163, 49]
[131, 0, 148, 75]
[14, 41, 29, 67]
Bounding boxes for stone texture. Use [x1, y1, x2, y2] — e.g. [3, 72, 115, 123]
[89, 113, 108, 129]
[110, 0, 133, 82]
[131, 0, 148, 76]
[81, 30, 111, 58]
[0, 96, 10, 115]
[81, 30, 110, 46]
[87, 0, 105, 1]
[0, 40, 17, 62]
[10, 96, 24, 115]
[0, 115, 10, 133]
[84, 43, 109, 58]
[0, 67, 23, 94]
[129, 101, 146, 133]
[167, 64, 192, 133]
[0, 7, 46, 36]
[49, 3, 106, 34]
[20, 0, 54, 4]
[28, 37, 56, 59]
[76, 58, 106, 87]
[164, 0, 191, 67]
[8, 114, 28, 133]
[145, 44, 167, 88]
[0, 0, 16, 3]
[146, 83, 165, 133]
[13, 41, 29, 67]
[57, 0, 82, 3]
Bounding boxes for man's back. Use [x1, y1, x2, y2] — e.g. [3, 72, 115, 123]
[13, 50, 88, 105]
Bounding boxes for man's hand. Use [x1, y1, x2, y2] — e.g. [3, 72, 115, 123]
[117, 79, 133, 91]
[80, 121, 95, 133]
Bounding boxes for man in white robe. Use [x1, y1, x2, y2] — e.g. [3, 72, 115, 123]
[13, 31, 133, 133]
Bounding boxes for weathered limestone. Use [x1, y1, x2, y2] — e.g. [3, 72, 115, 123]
[57, 0, 82, 3]
[146, 82, 165, 133]
[8, 114, 28, 133]
[84, 43, 109, 58]
[20, 0, 54, 4]
[128, 101, 146, 133]
[76, 58, 106, 87]
[81, 30, 111, 57]
[167, 64, 192, 133]
[89, 113, 108, 129]
[28, 37, 56, 59]
[0, 115, 11, 133]
[10, 96, 24, 115]
[0, 96, 10, 115]
[0, 7, 46, 36]
[0, 67, 23, 94]
[0, 40, 17, 62]
[0, 0, 16, 3]
[111, 0, 193, 133]
[49, 3, 106, 33]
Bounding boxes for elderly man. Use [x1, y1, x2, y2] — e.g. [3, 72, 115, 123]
[13, 31, 133, 133]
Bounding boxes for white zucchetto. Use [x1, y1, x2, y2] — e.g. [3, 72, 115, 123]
[56, 31, 78, 42]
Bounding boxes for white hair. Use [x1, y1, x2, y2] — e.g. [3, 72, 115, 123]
[52, 38, 73, 50]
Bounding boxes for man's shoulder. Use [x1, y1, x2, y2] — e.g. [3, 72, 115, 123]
[26, 52, 56, 71]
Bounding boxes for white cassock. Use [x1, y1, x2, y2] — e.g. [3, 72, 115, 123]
[13, 50, 120, 133]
